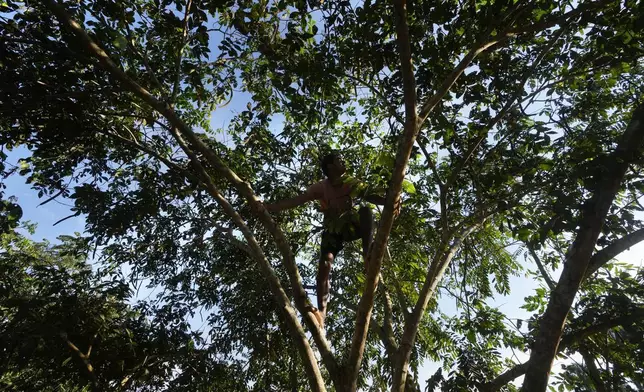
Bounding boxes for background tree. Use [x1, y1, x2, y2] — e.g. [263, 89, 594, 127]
[0, 229, 245, 391]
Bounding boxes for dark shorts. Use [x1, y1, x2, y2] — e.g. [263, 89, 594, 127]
[320, 217, 361, 257]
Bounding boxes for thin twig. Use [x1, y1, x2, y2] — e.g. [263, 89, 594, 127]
[171, 0, 194, 104]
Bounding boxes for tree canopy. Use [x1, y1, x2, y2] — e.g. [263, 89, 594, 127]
[1, 0, 643, 391]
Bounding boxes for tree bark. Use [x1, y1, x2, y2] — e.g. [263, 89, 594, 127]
[520, 103, 644, 392]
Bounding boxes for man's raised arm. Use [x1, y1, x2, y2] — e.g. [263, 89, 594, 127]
[266, 192, 315, 212]
[265, 182, 322, 213]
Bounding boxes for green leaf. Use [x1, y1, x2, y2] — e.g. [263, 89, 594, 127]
[466, 330, 476, 344]
[376, 152, 395, 168]
[113, 36, 127, 49]
[402, 179, 416, 194]
[517, 227, 530, 241]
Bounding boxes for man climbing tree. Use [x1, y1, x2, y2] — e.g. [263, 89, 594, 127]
[265, 151, 397, 329]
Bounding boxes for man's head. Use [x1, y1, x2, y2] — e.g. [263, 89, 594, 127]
[321, 151, 346, 179]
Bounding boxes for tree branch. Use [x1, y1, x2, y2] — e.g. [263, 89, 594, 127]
[417, 0, 611, 127]
[385, 247, 411, 321]
[97, 128, 193, 180]
[337, 291, 421, 392]
[44, 2, 332, 390]
[342, 71, 403, 124]
[586, 227, 644, 278]
[171, 0, 193, 104]
[580, 348, 608, 392]
[38, 188, 66, 207]
[345, 0, 419, 386]
[212, 223, 254, 257]
[60, 332, 97, 387]
[393, 218, 487, 392]
[379, 275, 398, 353]
[166, 124, 327, 391]
[528, 245, 556, 290]
[53, 212, 81, 226]
[155, 116, 341, 386]
[504, 0, 612, 36]
[443, 24, 566, 192]
[120, 355, 159, 390]
[124, 24, 167, 95]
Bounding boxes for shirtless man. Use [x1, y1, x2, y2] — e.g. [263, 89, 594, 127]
[265, 151, 394, 328]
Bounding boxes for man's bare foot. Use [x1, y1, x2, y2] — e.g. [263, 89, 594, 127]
[311, 307, 325, 331]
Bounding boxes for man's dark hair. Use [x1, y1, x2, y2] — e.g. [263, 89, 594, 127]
[321, 151, 340, 177]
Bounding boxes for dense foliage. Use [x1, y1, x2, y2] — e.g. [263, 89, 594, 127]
[0, 230, 245, 391]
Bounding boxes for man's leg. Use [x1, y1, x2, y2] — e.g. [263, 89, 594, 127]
[358, 206, 374, 264]
[316, 231, 341, 329]
[316, 252, 333, 328]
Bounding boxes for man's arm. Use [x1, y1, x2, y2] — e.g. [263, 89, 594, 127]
[365, 194, 386, 205]
[349, 177, 401, 215]
[266, 192, 316, 212]
[364, 192, 401, 216]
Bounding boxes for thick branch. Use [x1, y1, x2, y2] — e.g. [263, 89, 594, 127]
[559, 310, 644, 348]
[521, 103, 644, 392]
[586, 227, 644, 277]
[166, 125, 328, 391]
[337, 292, 420, 392]
[580, 348, 607, 392]
[345, 0, 419, 386]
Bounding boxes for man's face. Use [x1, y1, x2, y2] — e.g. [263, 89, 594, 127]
[333, 156, 346, 175]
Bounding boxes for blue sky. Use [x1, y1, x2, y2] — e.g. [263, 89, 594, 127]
[4, 146, 87, 242]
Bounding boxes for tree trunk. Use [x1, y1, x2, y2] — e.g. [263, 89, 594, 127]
[482, 308, 644, 391]
[520, 103, 644, 392]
